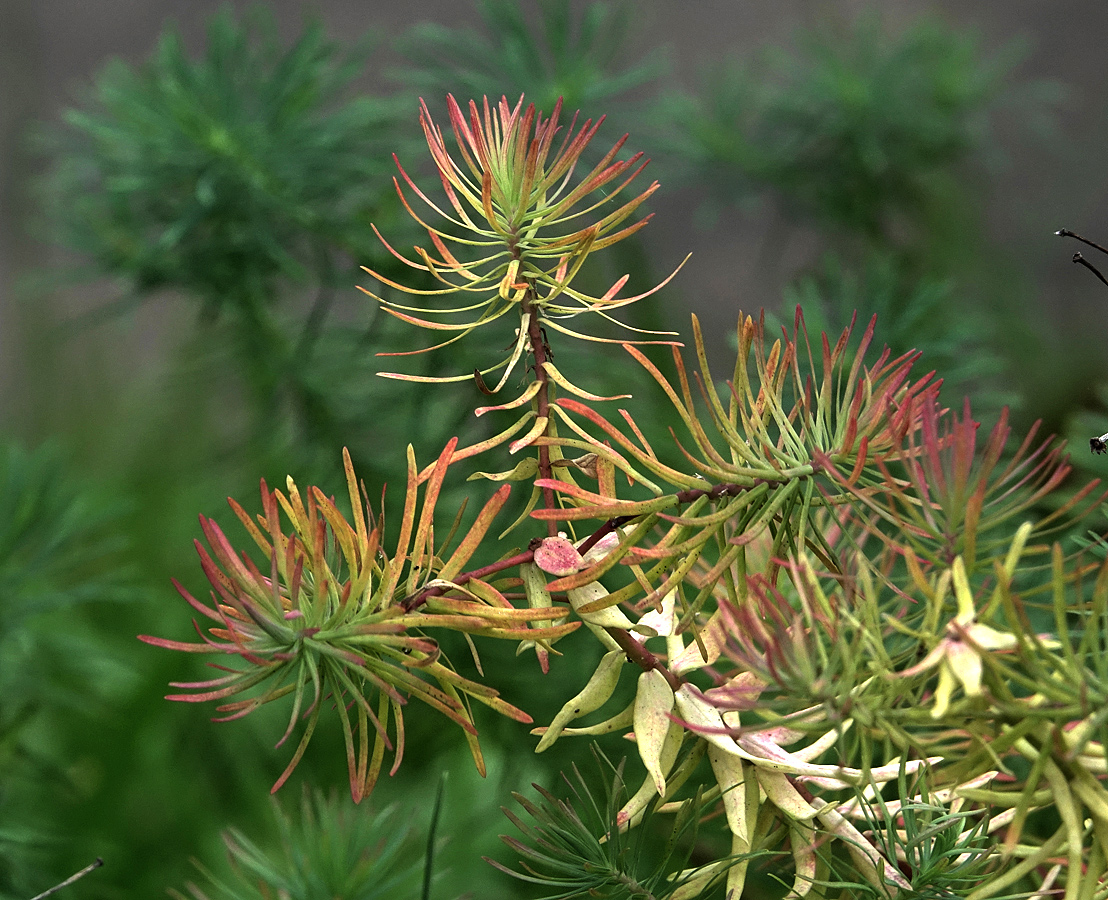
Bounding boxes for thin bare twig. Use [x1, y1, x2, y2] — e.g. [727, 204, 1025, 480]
[1056, 227, 1108, 257]
[1063, 229, 1108, 453]
[1072, 251, 1108, 290]
[28, 858, 103, 900]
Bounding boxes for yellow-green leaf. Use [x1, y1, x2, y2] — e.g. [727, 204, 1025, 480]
[536, 649, 625, 752]
[634, 669, 676, 795]
[466, 457, 539, 483]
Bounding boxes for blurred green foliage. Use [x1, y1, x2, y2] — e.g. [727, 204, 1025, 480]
[48, 8, 404, 313]
[397, 0, 665, 124]
[656, 13, 1033, 413]
[782, 251, 1013, 407]
[0, 442, 131, 898]
[40, 6, 447, 482]
[663, 15, 1007, 240]
[170, 790, 423, 900]
[4, 2, 1067, 898]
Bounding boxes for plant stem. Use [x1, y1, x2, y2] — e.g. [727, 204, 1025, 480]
[576, 516, 637, 556]
[674, 477, 785, 504]
[398, 521, 683, 689]
[607, 625, 682, 691]
[1056, 227, 1108, 258]
[29, 859, 103, 900]
[400, 548, 537, 611]
[521, 288, 559, 537]
[1071, 251, 1108, 289]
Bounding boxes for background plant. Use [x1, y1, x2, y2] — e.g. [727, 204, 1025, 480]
[397, 0, 665, 124]
[0, 442, 131, 898]
[654, 13, 1042, 414]
[39, 6, 471, 482]
[170, 789, 425, 900]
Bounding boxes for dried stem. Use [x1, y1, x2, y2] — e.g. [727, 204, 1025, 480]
[1056, 227, 1108, 257]
[1057, 229, 1108, 288]
[1072, 252, 1108, 289]
[29, 859, 103, 900]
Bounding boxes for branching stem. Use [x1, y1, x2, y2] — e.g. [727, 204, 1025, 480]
[576, 516, 637, 556]
[674, 477, 785, 505]
[607, 625, 682, 692]
[403, 474, 801, 684]
[399, 517, 683, 689]
[1057, 227, 1108, 257]
[400, 548, 537, 611]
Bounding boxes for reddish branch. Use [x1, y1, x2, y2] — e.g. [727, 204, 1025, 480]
[398, 516, 686, 687]
[399, 547, 537, 612]
[675, 478, 780, 505]
[399, 535, 682, 690]
[405, 329, 788, 683]
[607, 625, 682, 691]
[575, 517, 634, 556]
[521, 289, 558, 538]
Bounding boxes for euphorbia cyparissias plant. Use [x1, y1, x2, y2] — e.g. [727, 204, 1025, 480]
[145, 95, 1108, 900]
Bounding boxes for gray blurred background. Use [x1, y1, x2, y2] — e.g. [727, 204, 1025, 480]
[3, 0, 1108, 433]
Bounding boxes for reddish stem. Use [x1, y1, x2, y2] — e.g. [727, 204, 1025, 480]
[399, 523, 683, 689]
[607, 625, 682, 691]
[521, 290, 558, 537]
[400, 547, 536, 612]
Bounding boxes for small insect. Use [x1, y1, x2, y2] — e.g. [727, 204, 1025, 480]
[1092, 432, 1108, 454]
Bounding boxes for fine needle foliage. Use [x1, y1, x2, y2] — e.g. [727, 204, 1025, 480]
[656, 13, 1025, 411]
[143, 94, 1108, 899]
[486, 748, 742, 900]
[0, 442, 131, 896]
[140, 445, 575, 801]
[39, 8, 424, 469]
[396, 0, 665, 127]
[171, 789, 422, 900]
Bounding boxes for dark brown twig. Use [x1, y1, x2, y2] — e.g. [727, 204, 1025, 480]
[1056, 228, 1108, 258]
[1058, 229, 1108, 290]
[1071, 252, 1108, 290]
[606, 624, 682, 691]
[1063, 229, 1108, 453]
[400, 547, 536, 611]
